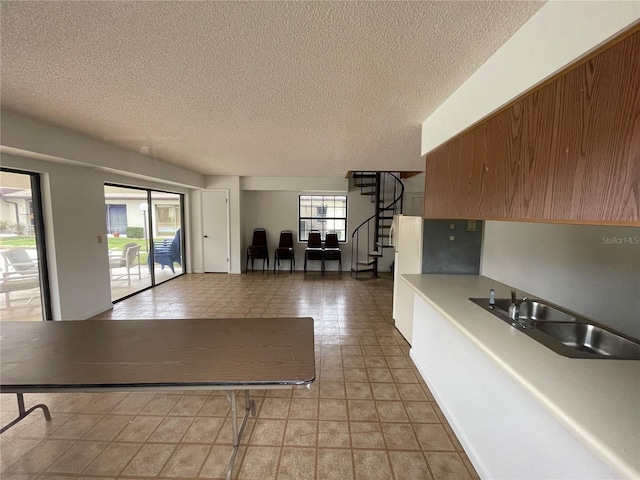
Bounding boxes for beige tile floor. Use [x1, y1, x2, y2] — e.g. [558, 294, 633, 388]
[110, 265, 183, 302]
[0, 272, 479, 480]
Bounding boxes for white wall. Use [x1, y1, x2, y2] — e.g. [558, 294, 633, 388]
[400, 173, 425, 217]
[481, 222, 640, 339]
[421, 1, 640, 155]
[241, 176, 348, 192]
[2, 110, 205, 189]
[241, 183, 392, 273]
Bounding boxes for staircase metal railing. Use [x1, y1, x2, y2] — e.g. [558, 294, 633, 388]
[351, 172, 404, 277]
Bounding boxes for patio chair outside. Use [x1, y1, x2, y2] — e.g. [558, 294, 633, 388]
[153, 229, 181, 273]
[110, 243, 142, 284]
[0, 248, 41, 308]
[0, 248, 38, 276]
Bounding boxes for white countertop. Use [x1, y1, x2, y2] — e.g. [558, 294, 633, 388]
[401, 274, 640, 479]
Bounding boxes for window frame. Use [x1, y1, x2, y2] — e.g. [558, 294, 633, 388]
[298, 194, 348, 243]
[0, 167, 52, 320]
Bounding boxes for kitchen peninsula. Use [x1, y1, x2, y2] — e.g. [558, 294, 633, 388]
[401, 274, 639, 479]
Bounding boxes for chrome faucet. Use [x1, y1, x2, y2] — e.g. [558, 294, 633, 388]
[508, 290, 532, 329]
[489, 289, 496, 309]
[508, 290, 520, 320]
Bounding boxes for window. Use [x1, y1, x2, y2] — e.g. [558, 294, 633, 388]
[154, 204, 181, 237]
[299, 195, 347, 242]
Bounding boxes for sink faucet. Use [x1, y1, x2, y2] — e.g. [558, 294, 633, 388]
[489, 289, 495, 309]
[508, 290, 520, 320]
[508, 290, 532, 329]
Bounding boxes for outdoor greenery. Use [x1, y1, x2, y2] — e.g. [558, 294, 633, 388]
[107, 237, 148, 250]
[126, 226, 144, 238]
[0, 236, 36, 248]
[0, 223, 27, 235]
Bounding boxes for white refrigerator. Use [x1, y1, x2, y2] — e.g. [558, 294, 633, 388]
[390, 215, 423, 344]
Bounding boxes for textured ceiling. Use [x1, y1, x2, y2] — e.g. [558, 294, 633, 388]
[1, 1, 545, 177]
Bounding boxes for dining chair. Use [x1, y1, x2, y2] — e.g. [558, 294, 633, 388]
[246, 228, 269, 273]
[274, 230, 295, 274]
[304, 230, 324, 273]
[323, 232, 342, 275]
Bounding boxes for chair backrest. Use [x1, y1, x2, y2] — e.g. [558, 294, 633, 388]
[307, 230, 322, 248]
[170, 229, 181, 263]
[279, 230, 294, 249]
[325, 233, 340, 248]
[121, 242, 138, 260]
[125, 244, 141, 266]
[252, 228, 267, 247]
[1, 248, 36, 272]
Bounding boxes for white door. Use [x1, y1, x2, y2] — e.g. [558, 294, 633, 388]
[202, 190, 229, 273]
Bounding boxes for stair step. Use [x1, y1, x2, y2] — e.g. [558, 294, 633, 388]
[353, 172, 376, 178]
[376, 237, 393, 247]
[355, 182, 376, 187]
[368, 251, 383, 257]
[361, 191, 376, 196]
[351, 266, 375, 273]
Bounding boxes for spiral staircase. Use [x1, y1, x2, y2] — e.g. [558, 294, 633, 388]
[350, 172, 404, 278]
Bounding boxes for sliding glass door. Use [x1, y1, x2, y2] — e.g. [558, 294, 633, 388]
[150, 191, 183, 283]
[0, 168, 50, 321]
[105, 185, 184, 301]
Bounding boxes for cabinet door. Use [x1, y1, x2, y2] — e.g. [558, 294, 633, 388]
[424, 28, 640, 225]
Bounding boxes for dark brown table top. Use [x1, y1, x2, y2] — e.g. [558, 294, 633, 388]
[0, 318, 315, 392]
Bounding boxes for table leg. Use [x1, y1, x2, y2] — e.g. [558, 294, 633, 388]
[0, 393, 52, 434]
[224, 390, 256, 480]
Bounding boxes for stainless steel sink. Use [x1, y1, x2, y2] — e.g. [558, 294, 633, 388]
[483, 298, 577, 323]
[518, 300, 577, 322]
[469, 296, 640, 360]
[534, 321, 640, 359]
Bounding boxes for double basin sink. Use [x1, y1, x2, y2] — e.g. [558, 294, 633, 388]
[469, 296, 640, 360]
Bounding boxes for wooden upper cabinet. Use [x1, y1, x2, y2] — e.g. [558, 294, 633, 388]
[424, 26, 640, 225]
